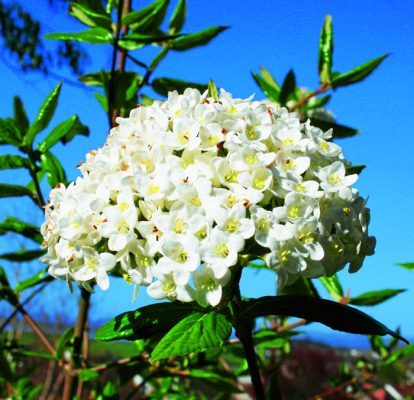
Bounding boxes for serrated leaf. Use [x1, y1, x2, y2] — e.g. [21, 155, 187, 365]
[13, 96, 29, 134]
[169, 0, 186, 33]
[346, 164, 365, 175]
[151, 310, 232, 360]
[172, 26, 228, 51]
[0, 216, 42, 244]
[383, 343, 414, 366]
[279, 69, 296, 105]
[0, 249, 45, 262]
[40, 151, 67, 187]
[349, 289, 406, 306]
[24, 83, 62, 146]
[95, 302, 198, 341]
[15, 268, 51, 293]
[37, 115, 89, 153]
[320, 275, 343, 300]
[0, 184, 34, 199]
[152, 77, 207, 97]
[45, 28, 113, 44]
[123, 0, 169, 33]
[252, 67, 280, 103]
[208, 80, 219, 101]
[331, 54, 388, 88]
[310, 118, 359, 139]
[0, 155, 30, 170]
[0, 118, 23, 146]
[396, 262, 414, 271]
[242, 296, 408, 343]
[70, 3, 113, 30]
[318, 15, 334, 84]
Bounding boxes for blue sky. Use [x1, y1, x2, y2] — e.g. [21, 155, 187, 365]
[1, 0, 413, 345]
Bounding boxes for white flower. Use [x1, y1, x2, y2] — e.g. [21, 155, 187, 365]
[194, 264, 230, 307]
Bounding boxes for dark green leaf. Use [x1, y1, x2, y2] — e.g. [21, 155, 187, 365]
[70, 2, 113, 30]
[15, 268, 51, 293]
[279, 69, 296, 105]
[0, 118, 23, 146]
[0, 216, 42, 244]
[252, 67, 280, 103]
[79, 369, 99, 381]
[0, 155, 30, 170]
[13, 96, 29, 134]
[95, 302, 199, 341]
[152, 77, 207, 97]
[318, 15, 334, 84]
[254, 329, 289, 350]
[349, 289, 406, 306]
[279, 276, 319, 297]
[12, 349, 55, 360]
[346, 164, 365, 175]
[187, 369, 240, 393]
[38, 115, 89, 153]
[151, 310, 232, 360]
[310, 118, 360, 139]
[172, 26, 228, 51]
[208, 80, 219, 101]
[123, 0, 169, 33]
[383, 343, 414, 366]
[242, 296, 408, 343]
[40, 151, 67, 187]
[45, 28, 113, 44]
[0, 184, 34, 199]
[331, 54, 388, 88]
[0, 249, 45, 262]
[55, 327, 74, 359]
[24, 83, 62, 145]
[169, 0, 186, 33]
[319, 275, 343, 300]
[396, 262, 414, 271]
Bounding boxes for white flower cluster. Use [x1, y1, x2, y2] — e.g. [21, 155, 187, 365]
[41, 88, 375, 307]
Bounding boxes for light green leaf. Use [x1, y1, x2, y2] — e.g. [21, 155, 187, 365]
[383, 343, 414, 366]
[318, 15, 334, 84]
[24, 83, 62, 146]
[254, 329, 289, 350]
[208, 80, 219, 101]
[123, 0, 169, 33]
[396, 262, 414, 271]
[15, 268, 51, 293]
[172, 26, 228, 51]
[70, 2, 113, 30]
[0, 216, 42, 244]
[40, 151, 67, 188]
[140, 94, 155, 106]
[331, 54, 388, 88]
[151, 310, 232, 360]
[304, 94, 331, 111]
[310, 118, 360, 139]
[37, 115, 89, 153]
[152, 77, 207, 97]
[349, 289, 406, 306]
[279, 69, 296, 105]
[45, 27, 113, 44]
[0, 155, 30, 170]
[319, 275, 343, 300]
[252, 67, 280, 103]
[55, 327, 74, 359]
[13, 96, 29, 134]
[0, 184, 34, 199]
[79, 369, 99, 381]
[0, 118, 23, 146]
[169, 0, 186, 33]
[119, 33, 179, 50]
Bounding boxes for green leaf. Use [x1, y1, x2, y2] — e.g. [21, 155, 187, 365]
[45, 28, 113, 44]
[172, 26, 228, 51]
[95, 302, 198, 341]
[123, 0, 169, 33]
[208, 80, 219, 101]
[79, 369, 99, 381]
[304, 94, 331, 111]
[279, 276, 318, 297]
[55, 327, 74, 359]
[151, 310, 232, 360]
[349, 289, 406, 306]
[0, 184, 34, 199]
[319, 275, 343, 300]
[383, 343, 414, 366]
[252, 67, 280, 103]
[12, 349, 55, 360]
[318, 15, 334, 84]
[279, 69, 296, 105]
[15, 268, 51, 293]
[310, 118, 359, 139]
[0, 118, 23, 146]
[331, 54, 388, 88]
[38, 115, 89, 153]
[13, 96, 29, 134]
[70, 2, 113, 30]
[187, 369, 240, 394]
[0, 216, 42, 244]
[40, 151, 67, 187]
[119, 33, 180, 50]
[242, 296, 408, 343]
[0, 249, 45, 262]
[0, 155, 30, 170]
[140, 94, 155, 106]
[346, 164, 365, 175]
[253, 329, 289, 350]
[152, 77, 207, 97]
[103, 381, 118, 396]
[24, 83, 62, 146]
[169, 0, 186, 33]
[396, 262, 414, 271]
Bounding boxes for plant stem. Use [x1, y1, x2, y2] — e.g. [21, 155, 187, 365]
[232, 288, 266, 400]
[29, 165, 46, 209]
[289, 84, 330, 111]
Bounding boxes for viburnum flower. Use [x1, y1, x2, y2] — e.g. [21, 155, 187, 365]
[41, 87, 375, 307]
